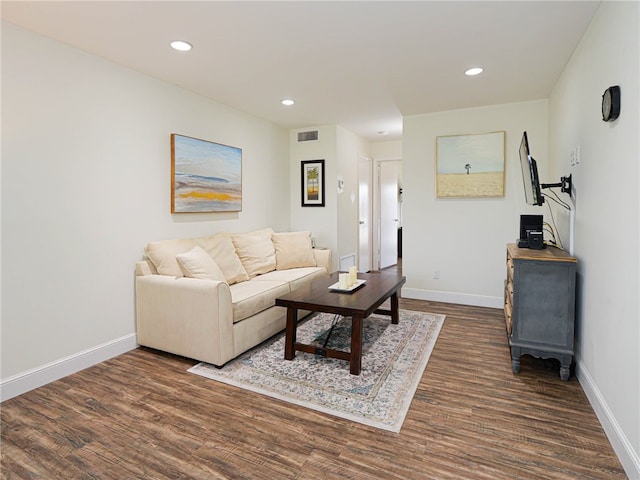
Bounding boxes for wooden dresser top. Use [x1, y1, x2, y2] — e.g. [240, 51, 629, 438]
[507, 243, 577, 263]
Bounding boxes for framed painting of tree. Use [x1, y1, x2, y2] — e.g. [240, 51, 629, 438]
[436, 131, 505, 198]
[301, 159, 325, 207]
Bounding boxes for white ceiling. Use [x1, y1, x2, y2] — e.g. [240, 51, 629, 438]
[2, 1, 600, 141]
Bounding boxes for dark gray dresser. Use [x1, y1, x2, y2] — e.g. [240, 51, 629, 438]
[504, 243, 577, 381]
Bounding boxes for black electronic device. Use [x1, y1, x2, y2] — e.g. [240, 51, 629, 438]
[527, 231, 544, 250]
[519, 132, 544, 206]
[602, 86, 621, 122]
[518, 132, 572, 208]
[518, 214, 544, 248]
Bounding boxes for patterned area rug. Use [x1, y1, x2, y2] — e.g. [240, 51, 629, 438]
[188, 309, 445, 432]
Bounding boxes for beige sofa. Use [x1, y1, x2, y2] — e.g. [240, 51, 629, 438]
[135, 228, 332, 366]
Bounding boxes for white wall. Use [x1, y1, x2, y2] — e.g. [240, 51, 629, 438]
[289, 125, 370, 271]
[372, 140, 402, 161]
[289, 126, 339, 266]
[548, 2, 639, 476]
[1, 22, 290, 393]
[402, 100, 548, 307]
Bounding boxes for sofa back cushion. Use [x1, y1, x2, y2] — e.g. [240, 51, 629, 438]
[231, 228, 277, 278]
[176, 246, 227, 282]
[272, 231, 317, 270]
[145, 238, 197, 276]
[195, 232, 249, 285]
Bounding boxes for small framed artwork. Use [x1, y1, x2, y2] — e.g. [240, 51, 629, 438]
[171, 134, 242, 213]
[436, 131, 505, 198]
[301, 159, 325, 207]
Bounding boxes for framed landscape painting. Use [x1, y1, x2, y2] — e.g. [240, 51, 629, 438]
[171, 134, 242, 213]
[301, 159, 325, 207]
[436, 131, 505, 198]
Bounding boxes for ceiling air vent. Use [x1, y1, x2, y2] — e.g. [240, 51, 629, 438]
[297, 130, 319, 142]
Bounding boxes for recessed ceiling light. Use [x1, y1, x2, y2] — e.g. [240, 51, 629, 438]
[465, 67, 484, 76]
[281, 99, 295, 106]
[170, 40, 192, 52]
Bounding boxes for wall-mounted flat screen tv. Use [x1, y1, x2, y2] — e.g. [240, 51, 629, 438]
[519, 131, 544, 206]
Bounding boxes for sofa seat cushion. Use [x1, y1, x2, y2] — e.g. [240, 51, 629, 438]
[229, 280, 290, 323]
[255, 267, 328, 290]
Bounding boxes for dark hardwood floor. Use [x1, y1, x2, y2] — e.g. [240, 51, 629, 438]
[1, 261, 626, 479]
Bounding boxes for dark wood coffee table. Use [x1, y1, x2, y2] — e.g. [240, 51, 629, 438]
[275, 271, 406, 375]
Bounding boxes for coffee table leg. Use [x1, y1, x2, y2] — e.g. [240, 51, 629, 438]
[284, 307, 297, 360]
[350, 315, 363, 375]
[391, 291, 400, 324]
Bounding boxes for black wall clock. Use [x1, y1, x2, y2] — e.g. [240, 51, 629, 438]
[602, 86, 621, 122]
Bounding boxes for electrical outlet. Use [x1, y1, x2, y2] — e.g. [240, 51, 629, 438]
[433, 270, 440, 280]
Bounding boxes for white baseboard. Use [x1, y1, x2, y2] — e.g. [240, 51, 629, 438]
[576, 361, 640, 479]
[402, 287, 503, 309]
[1, 333, 138, 402]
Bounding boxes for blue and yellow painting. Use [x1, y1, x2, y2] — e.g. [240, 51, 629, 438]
[172, 134, 242, 212]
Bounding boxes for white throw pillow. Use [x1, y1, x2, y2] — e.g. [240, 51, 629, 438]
[145, 238, 197, 276]
[176, 246, 227, 282]
[195, 232, 249, 285]
[231, 228, 277, 278]
[272, 231, 317, 270]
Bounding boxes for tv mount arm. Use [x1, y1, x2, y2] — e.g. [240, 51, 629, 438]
[541, 174, 572, 195]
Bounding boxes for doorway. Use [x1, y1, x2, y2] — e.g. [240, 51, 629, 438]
[378, 161, 401, 270]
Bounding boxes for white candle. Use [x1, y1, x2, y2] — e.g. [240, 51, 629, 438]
[339, 273, 349, 289]
[348, 266, 358, 286]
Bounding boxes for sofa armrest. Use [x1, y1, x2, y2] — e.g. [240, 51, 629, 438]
[135, 275, 234, 365]
[135, 259, 156, 276]
[313, 248, 333, 274]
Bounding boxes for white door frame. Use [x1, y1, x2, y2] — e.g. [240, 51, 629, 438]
[357, 154, 373, 272]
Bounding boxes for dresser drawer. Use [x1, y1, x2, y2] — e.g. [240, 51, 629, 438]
[504, 301, 513, 334]
[505, 279, 514, 303]
[504, 280, 513, 334]
[506, 255, 514, 283]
